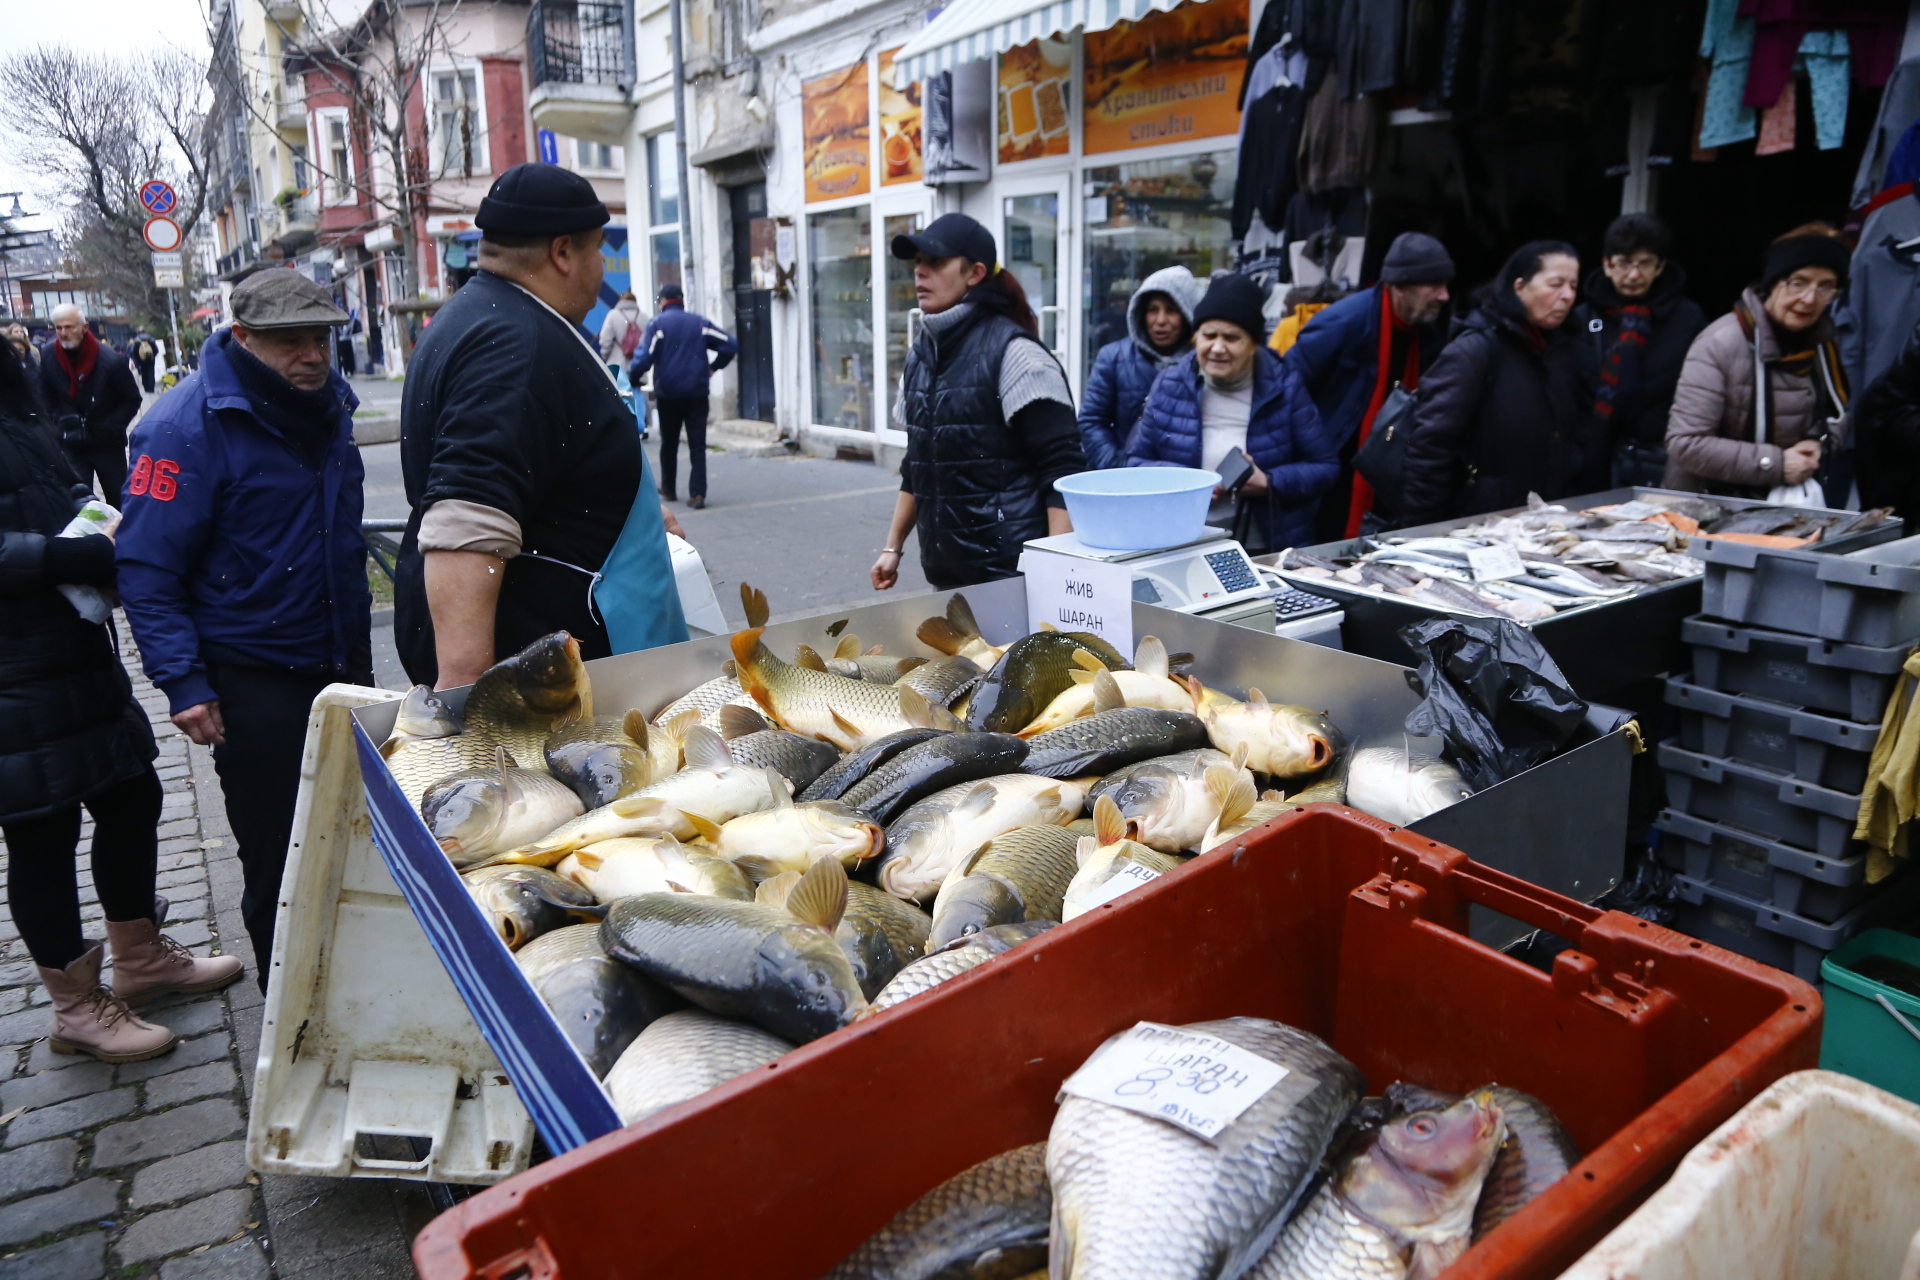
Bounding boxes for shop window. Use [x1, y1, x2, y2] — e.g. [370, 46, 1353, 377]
[883, 212, 921, 427]
[1081, 149, 1237, 378]
[651, 230, 682, 293]
[809, 207, 873, 433]
[647, 132, 679, 226]
[1004, 194, 1061, 353]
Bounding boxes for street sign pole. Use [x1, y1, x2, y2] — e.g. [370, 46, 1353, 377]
[166, 287, 181, 381]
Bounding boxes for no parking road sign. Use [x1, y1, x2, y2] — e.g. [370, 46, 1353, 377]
[139, 180, 177, 216]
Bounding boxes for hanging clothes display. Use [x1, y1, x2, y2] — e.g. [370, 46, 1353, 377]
[1699, 0, 1759, 148]
[1298, 75, 1381, 193]
[1232, 57, 1313, 239]
[1337, 0, 1403, 96]
[1799, 31, 1851, 151]
[1741, 0, 1905, 110]
[1755, 77, 1798, 154]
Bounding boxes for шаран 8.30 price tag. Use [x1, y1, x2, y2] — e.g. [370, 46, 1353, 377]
[1058, 1021, 1290, 1142]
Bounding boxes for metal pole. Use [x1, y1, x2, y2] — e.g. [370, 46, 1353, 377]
[669, 0, 697, 311]
[166, 288, 181, 379]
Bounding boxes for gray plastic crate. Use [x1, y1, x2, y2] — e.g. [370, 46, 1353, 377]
[1664, 677, 1881, 792]
[1683, 616, 1910, 723]
[1659, 742, 1862, 857]
[1694, 528, 1920, 645]
[1654, 807, 1870, 924]
[1669, 863, 1920, 984]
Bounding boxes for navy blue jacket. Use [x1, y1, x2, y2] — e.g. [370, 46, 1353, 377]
[1284, 285, 1448, 448]
[630, 301, 738, 400]
[1128, 349, 1338, 548]
[117, 330, 371, 713]
[1080, 339, 1167, 469]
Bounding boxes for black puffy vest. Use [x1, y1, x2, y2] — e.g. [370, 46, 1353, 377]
[0, 409, 156, 825]
[898, 307, 1049, 586]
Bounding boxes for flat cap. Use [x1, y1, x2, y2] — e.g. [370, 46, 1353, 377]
[476, 162, 611, 236]
[231, 269, 350, 329]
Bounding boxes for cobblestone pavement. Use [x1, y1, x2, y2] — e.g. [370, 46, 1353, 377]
[0, 626, 430, 1279]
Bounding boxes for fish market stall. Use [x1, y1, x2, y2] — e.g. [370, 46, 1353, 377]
[1267, 489, 1902, 700]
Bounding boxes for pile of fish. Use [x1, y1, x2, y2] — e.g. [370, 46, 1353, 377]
[824, 1017, 1582, 1280]
[1277, 493, 1891, 624]
[377, 589, 1477, 1127]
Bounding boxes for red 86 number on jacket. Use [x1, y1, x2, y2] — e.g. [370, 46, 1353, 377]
[128, 455, 179, 502]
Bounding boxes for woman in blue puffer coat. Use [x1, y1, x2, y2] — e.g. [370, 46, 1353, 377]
[1128, 274, 1337, 551]
[1079, 266, 1200, 468]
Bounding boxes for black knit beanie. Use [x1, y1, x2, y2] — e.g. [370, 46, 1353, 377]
[1760, 234, 1851, 293]
[1192, 274, 1269, 342]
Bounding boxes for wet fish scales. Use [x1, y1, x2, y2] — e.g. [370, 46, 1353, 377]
[799, 728, 948, 802]
[1471, 1085, 1580, 1242]
[839, 732, 1031, 825]
[824, 1143, 1051, 1280]
[516, 924, 686, 1077]
[1023, 709, 1209, 779]
[603, 1009, 792, 1125]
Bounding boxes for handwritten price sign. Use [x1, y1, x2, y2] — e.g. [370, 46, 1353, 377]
[1058, 1022, 1290, 1142]
[1080, 860, 1161, 910]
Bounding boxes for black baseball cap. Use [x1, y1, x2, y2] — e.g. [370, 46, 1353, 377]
[658, 283, 684, 301]
[891, 213, 997, 267]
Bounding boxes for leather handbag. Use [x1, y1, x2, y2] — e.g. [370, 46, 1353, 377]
[1351, 383, 1417, 519]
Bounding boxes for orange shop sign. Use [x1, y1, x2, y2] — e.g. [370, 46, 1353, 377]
[1083, 0, 1248, 156]
[803, 61, 871, 203]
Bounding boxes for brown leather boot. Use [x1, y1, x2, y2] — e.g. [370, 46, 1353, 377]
[106, 901, 245, 1005]
[40, 946, 177, 1063]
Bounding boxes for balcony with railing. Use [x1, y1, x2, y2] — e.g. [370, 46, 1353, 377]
[527, 0, 634, 146]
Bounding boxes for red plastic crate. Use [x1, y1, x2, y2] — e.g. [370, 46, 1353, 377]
[412, 804, 1821, 1280]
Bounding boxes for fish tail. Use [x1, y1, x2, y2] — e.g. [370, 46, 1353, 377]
[917, 616, 970, 655]
[730, 628, 781, 715]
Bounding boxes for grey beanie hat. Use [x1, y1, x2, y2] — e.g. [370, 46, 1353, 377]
[1379, 232, 1456, 284]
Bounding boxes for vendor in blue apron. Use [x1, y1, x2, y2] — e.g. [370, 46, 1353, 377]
[394, 162, 689, 688]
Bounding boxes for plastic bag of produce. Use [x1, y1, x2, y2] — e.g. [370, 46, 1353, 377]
[56, 499, 119, 625]
[1398, 616, 1588, 791]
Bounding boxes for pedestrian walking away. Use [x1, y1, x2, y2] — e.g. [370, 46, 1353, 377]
[38, 303, 141, 504]
[0, 336, 240, 1064]
[1572, 213, 1707, 489]
[630, 282, 736, 508]
[873, 212, 1087, 592]
[115, 268, 373, 988]
[1129, 272, 1337, 553]
[131, 331, 159, 394]
[1852, 319, 1920, 521]
[600, 288, 647, 372]
[397, 162, 689, 692]
[1664, 223, 1852, 504]
[1078, 265, 1199, 469]
[1283, 230, 1454, 538]
[1399, 241, 1599, 526]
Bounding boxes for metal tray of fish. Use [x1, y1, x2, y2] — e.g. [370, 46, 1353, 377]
[1695, 532, 1920, 646]
[1664, 676, 1881, 793]
[335, 580, 1629, 1163]
[1658, 743, 1864, 858]
[1266, 488, 1899, 700]
[1683, 617, 1911, 723]
[1654, 807, 1871, 925]
[1669, 862, 1920, 984]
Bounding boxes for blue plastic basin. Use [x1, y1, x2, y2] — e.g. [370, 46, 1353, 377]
[1054, 468, 1217, 551]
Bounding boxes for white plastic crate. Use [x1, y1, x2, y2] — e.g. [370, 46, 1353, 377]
[245, 687, 534, 1183]
[1559, 1069, 1920, 1280]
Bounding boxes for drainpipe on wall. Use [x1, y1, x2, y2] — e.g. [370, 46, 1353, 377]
[670, 0, 698, 311]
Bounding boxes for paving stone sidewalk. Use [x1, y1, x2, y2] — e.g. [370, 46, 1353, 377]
[0, 625, 431, 1279]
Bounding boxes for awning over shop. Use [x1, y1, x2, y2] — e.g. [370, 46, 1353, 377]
[890, 0, 1217, 86]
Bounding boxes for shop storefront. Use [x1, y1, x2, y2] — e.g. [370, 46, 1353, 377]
[762, 0, 1248, 454]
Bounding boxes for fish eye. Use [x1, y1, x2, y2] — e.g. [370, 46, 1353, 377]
[1407, 1116, 1437, 1138]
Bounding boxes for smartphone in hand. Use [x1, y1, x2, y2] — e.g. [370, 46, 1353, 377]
[1214, 446, 1255, 494]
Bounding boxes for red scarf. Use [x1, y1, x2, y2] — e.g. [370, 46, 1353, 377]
[1345, 290, 1423, 538]
[54, 330, 99, 400]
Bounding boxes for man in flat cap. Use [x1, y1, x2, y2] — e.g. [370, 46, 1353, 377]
[117, 268, 373, 987]
[396, 162, 686, 689]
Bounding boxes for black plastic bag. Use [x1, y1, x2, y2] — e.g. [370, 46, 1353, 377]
[1399, 617, 1590, 792]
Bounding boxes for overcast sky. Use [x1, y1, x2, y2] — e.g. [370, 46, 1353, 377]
[0, 0, 212, 234]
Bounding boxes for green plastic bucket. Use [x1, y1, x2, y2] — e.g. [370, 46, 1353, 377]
[1821, 928, 1920, 1105]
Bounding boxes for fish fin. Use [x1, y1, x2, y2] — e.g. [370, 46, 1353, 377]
[610, 795, 671, 819]
[663, 880, 695, 894]
[1067, 670, 1096, 686]
[722, 658, 738, 678]
[682, 811, 724, 842]
[917, 617, 967, 655]
[946, 592, 981, 638]
[1092, 669, 1126, 714]
[741, 583, 770, 629]
[897, 684, 932, 728]
[1211, 767, 1256, 826]
[896, 656, 928, 676]
[620, 708, 650, 752]
[682, 725, 733, 773]
[718, 703, 770, 740]
[1182, 675, 1207, 717]
[954, 839, 994, 878]
[1134, 635, 1169, 679]
[833, 635, 862, 660]
[729, 631, 776, 718]
[1074, 835, 1100, 869]
[1093, 794, 1126, 846]
[569, 847, 606, 872]
[955, 782, 999, 819]
[1260, 789, 1285, 801]
[756, 870, 802, 909]
[824, 617, 849, 638]
[766, 767, 793, 808]
[829, 706, 863, 739]
[1230, 741, 1249, 772]
[785, 856, 848, 933]
[863, 643, 887, 657]
[1070, 648, 1105, 673]
[795, 644, 829, 672]
[929, 702, 965, 732]
[1249, 687, 1270, 706]
[1038, 620, 1060, 631]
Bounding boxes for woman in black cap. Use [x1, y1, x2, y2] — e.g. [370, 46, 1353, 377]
[1664, 224, 1852, 500]
[871, 213, 1086, 591]
[1127, 273, 1336, 552]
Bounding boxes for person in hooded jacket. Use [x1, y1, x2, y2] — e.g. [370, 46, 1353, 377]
[1399, 242, 1599, 526]
[1284, 231, 1456, 539]
[1572, 213, 1707, 488]
[1128, 273, 1336, 552]
[0, 337, 242, 1066]
[1852, 319, 1920, 520]
[872, 214, 1085, 591]
[1078, 266, 1200, 468]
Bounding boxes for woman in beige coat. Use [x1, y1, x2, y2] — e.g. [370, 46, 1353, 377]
[1663, 225, 1852, 498]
